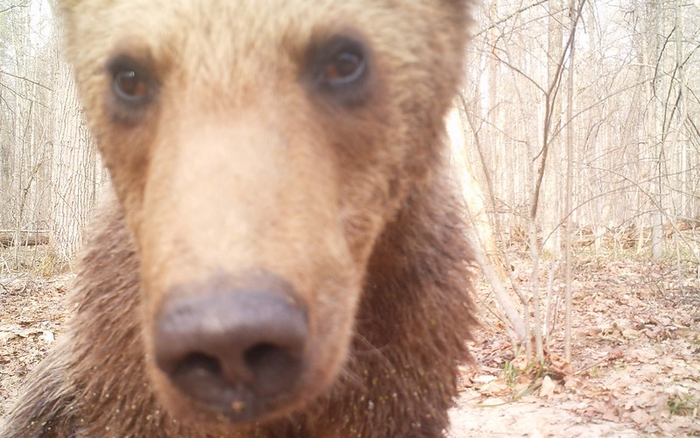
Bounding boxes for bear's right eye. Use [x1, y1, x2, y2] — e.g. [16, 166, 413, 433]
[107, 56, 156, 110]
[113, 69, 150, 103]
[106, 56, 157, 124]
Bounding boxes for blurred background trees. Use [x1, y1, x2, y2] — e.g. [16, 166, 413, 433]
[457, 0, 700, 360]
[1, 0, 103, 272]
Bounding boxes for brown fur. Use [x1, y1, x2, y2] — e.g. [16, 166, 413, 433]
[3, 0, 477, 436]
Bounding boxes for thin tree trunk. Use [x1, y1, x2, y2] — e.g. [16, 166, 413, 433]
[564, 0, 577, 363]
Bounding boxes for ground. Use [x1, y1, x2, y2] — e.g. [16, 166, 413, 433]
[1, 253, 699, 436]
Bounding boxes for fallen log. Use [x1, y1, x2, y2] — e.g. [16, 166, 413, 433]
[0, 230, 50, 247]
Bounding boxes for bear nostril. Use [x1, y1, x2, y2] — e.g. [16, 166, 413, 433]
[177, 353, 222, 379]
[168, 352, 238, 408]
[244, 343, 278, 369]
[243, 343, 303, 396]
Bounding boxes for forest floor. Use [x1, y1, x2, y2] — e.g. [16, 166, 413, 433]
[0, 252, 699, 436]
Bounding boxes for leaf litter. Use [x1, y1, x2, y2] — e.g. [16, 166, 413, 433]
[0, 256, 698, 436]
[449, 256, 699, 437]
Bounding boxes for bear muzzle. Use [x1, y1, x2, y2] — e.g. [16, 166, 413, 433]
[152, 274, 310, 422]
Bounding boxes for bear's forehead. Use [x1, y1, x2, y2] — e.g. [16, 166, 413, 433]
[61, 0, 457, 70]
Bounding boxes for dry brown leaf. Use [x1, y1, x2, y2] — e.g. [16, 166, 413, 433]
[627, 347, 657, 363]
[629, 409, 652, 426]
[602, 408, 620, 422]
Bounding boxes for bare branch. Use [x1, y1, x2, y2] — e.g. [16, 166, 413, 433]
[0, 70, 53, 92]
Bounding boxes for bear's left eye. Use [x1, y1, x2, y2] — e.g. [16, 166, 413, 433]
[307, 35, 371, 106]
[322, 49, 365, 86]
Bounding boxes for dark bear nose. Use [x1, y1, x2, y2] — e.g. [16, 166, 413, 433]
[153, 280, 308, 417]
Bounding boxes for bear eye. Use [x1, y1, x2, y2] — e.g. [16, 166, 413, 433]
[107, 56, 155, 110]
[113, 69, 150, 102]
[309, 35, 371, 106]
[322, 50, 365, 86]
[106, 56, 157, 123]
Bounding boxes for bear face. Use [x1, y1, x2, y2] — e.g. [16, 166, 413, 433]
[55, 0, 471, 428]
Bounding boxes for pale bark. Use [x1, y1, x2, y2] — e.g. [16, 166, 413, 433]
[450, 105, 528, 344]
[564, 0, 576, 364]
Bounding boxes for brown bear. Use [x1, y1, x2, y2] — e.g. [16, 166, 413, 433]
[2, 0, 477, 436]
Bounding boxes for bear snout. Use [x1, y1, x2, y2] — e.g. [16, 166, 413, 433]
[152, 276, 309, 421]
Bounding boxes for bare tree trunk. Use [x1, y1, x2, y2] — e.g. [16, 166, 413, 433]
[544, 0, 564, 257]
[563, 0, 576, 363]
[452, 104, 528, 344]
[650, 0, 667, 262]
[50, 44, 99, 267]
